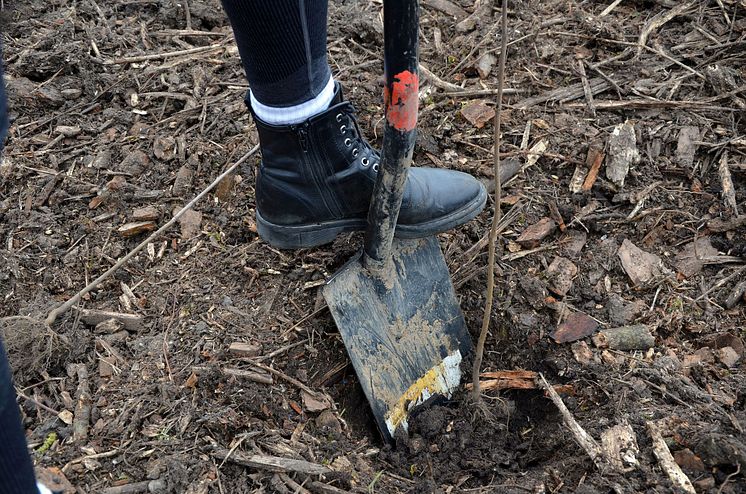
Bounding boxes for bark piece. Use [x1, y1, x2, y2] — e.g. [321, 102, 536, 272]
[229, 342, 262, 358]
[516, 217, 557, 248]
[316, 410, 342, 435]
[223, 368, 273, 385]
[618, 239, 668, 285]
[460, 100, 495, 128]
[561, 230, 587, 259]
[153, 135, 177, 161]
[302, 389, 331, 412]
[422, 0, 467, 18]
[118, 221, 156, 237]
[675, 237, 719, 278]
[172, 165, 193, 196]
[551, 312, 598, 343]
[606, 122, 639, 187]
[546, 256, 578, 296]
[675, 126, 700, 169]
[593, 325, 655, 351]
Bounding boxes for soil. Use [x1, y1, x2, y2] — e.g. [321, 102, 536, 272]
[1, 0, 745, 493]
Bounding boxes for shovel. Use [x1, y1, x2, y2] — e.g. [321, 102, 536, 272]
[323, 0, 473, 444]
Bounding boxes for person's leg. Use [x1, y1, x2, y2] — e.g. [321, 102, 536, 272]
[220, 1, 487, 249]
[0, 339, 40, 494]
[221, 0, 333, 125]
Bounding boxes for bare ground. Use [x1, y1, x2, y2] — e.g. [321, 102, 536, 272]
[1, 0, 745, 493]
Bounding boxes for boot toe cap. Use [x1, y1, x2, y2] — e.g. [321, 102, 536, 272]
[398, 167, 487, 231]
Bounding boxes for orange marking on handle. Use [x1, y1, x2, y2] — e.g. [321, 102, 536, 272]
[384, 70, 419, 131]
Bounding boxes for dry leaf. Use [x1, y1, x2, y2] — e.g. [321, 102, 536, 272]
[461, 100, 495, 128]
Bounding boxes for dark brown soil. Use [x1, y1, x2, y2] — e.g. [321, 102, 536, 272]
[1, 0, 745, 493]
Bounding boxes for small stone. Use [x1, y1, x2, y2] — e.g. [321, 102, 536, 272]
[476, 53, 497, 79]
[673, 448, 706, 472]
[716, 346, 740, 368]
[593, 325, 655, 351]
[316, 410, 342, 435]
[61, 88, 82, 100]
[330, 456, 353, 473]
[58, 410, 74, 425]
[607, 294, 646, 326]
[617, 239, 669, 286]
[694, 347, 715, 363]
[228, 342, 262, 358]
[178, 210, 202, 240]
[517, 217, 557, 248]
[119, 149, 150, 175]
[546, 256, 578, 296]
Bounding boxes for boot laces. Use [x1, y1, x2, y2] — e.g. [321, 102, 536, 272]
[334, 102, 380, 172]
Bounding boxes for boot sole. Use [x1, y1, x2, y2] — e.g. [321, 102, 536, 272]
[256, 183, 488, 250]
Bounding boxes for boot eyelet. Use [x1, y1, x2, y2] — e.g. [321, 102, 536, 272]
[372, 163, 379, 172]
[339, 125, 347, 134]
[335, 113, 343, 122]
[352, 148, 359, 157]
[344, 138, 352, 147]
[361, 157, 370, 167]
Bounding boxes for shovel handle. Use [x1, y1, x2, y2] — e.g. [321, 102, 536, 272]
[363, 0, 419, 266]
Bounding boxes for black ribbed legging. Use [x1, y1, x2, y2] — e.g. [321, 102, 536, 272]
[221, 0, 331, 108]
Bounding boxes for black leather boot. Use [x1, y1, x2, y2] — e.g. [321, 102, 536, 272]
[251, 83, 487, 249]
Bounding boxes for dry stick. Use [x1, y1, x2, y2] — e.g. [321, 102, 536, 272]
[539, 373, 609, 471]
[471, 0, 508, 401]
[44, 144, 260, 326]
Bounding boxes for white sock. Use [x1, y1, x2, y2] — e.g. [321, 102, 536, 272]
[250, 75, 335, 126]
[38, 482, 53, 494]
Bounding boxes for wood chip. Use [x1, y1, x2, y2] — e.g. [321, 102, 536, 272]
[178, 209, 202, 240]
[118, 221, 156, 237]
[132, 206, 159, 222]
[552, 312, 599, 343]
[675, 126, 700, 169]
[516, 217, 557, 248]
[606, 122, 639, 187]
[476, 52, 496, 79]
[718, 151, 739, 215]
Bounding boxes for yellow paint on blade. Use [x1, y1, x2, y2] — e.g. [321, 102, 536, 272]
[384, 351, 462, 436]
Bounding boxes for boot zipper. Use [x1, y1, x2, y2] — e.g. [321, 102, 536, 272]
[296, 124, 341, 219]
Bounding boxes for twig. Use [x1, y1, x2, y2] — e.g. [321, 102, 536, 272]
[600, 0, 624, 16]
[472, 0, 508, 401]
[44, 145, 260, 326]
[717, 463, 741, 494]
[539, 373, 609, 470]
[718, 151, 739, 215]
[104, 44, 225, 64]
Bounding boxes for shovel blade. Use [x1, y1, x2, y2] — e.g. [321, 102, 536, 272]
[323, 236, 472, 443]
